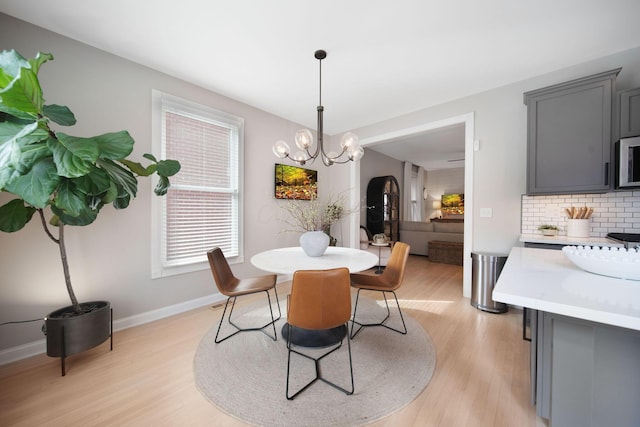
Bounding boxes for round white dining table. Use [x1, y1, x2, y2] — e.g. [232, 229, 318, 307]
[250, 246, 378, 275]
[250, 246, 378, 348]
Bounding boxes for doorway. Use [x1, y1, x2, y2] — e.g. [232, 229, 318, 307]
[349, 112, 475, 297]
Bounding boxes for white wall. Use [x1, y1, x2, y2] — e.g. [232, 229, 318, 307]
[425, 168, 465, 219]
[0, 14, 348, 353]
[2, 12, 640, 355]
[351, 46, 640, 256]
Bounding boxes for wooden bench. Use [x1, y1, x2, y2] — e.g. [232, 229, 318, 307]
[428, 240, 463, 265]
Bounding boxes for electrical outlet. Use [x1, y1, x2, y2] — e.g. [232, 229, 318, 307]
[480, 208, 492, 218]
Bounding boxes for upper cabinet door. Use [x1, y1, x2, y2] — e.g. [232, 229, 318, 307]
[619, 87, 640, 139]
[524, 69, 620, 195]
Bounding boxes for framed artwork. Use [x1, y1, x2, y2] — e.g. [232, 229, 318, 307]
[274, 163, 318, 200]
[441, 193, 464, 215]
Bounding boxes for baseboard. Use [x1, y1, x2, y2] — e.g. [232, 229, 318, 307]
[0, 293, 226, 366]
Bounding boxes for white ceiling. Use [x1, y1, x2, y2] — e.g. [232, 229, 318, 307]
[2, 0, 640, 169]
[366, 123, 466, 171]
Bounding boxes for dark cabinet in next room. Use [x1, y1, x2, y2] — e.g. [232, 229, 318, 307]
[366, 175, 400, 242]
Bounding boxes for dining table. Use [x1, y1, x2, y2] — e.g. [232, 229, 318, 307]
[251, 246, 378, 347]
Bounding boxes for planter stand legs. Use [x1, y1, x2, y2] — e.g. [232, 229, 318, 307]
[57, 308, 113, 376]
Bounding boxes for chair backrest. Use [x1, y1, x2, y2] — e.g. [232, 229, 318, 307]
[288, 268, 351, 330]
[207, 247, 239, 294]
[380, 242, 410, 289]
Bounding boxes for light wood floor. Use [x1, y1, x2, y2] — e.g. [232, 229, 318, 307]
[0, 255, 547, 426]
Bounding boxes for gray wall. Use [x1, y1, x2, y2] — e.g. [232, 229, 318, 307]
[425, 168, 465, 219]
[351, 47, 640, 256]
[0, 14, 341, 353]
[2, 11, 640, 355]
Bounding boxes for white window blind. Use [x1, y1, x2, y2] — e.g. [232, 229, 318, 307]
[152, 91, 243, 277]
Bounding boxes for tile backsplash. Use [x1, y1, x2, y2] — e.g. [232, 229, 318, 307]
[522, 191, 640, 237]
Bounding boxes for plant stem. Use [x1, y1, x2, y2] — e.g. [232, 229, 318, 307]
[38, 209, 59, 244]
[58, 223, 81, 313]
[38, 210, 81, 313]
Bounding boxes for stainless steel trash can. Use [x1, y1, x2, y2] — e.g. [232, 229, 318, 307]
[471, 252, 508, 313]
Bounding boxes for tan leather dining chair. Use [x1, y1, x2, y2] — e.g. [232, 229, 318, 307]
[207, 247, 281, 343]
[349, 241, 410, 338]
[286, 267, 354, 400]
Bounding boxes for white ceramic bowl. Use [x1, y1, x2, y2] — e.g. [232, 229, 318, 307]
[562, 246, 640, 281]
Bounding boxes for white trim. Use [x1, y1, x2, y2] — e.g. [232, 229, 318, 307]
[349, 112, 475, 297]
[0, 275, 292, 366]
[0, 293, 226, 366]
[150, 89, 245, 278]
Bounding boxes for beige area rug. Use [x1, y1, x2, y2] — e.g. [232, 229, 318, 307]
[194, 295, 436, 427]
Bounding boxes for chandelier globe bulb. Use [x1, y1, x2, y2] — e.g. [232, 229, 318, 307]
[340, 132, 359, 150]
[294, 129, 314, 150]
[272, 140, 290, 158]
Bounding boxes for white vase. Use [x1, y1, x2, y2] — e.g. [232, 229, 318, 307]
[299, 231, 330, 257]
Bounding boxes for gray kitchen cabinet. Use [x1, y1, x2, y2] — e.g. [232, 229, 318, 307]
[619, 87, 640, 138]
[532, 310, 640, 427]
[524, 68, 620, 194]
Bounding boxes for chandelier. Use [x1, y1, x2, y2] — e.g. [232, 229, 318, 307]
[272, 50, 364, 167]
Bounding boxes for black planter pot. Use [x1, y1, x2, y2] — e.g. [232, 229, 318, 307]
[45, 300, 112, 376]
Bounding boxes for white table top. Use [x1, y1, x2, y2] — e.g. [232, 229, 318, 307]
[251, 246, 378, 275]
[493, 246, 640, 331]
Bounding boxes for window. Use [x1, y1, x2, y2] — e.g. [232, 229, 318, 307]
[410, 168, 418, 221]
[152, 91, 243, 278]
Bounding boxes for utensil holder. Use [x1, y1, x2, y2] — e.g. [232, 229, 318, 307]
[566, 219, 590, 238]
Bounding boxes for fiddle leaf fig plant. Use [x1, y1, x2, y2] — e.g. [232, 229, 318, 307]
[0, 50, 181, 314]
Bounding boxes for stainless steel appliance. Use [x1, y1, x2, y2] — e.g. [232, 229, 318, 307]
[616, 136, 640, 188]
[607, 232, 640, 249]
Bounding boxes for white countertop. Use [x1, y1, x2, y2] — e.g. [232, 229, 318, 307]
[493, 247, 640, 331]
[519, 234, 622, 247]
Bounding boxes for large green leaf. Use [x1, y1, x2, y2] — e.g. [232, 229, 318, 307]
[54, 179, 88, 217]
[16, 124, 49, 145]
[0, 199, 36, 232]
[120, 157, 180, 179]
[101, 181, 119, 205]
[113, 193, 131, 210]
[26, 52, 54, 77]
[156, 159, 181, 177]
[3, 157, 59, 208]
[94, 130, 134, 160]
[0, 50, 45, 118]
[43, 104, 76, 126]
[0, 50, 30, 87]
[51, 204, 98, 226]
[15, 140, 51, 174]
[154, 175, 170, 196]
[71, 166, 111, 196]
[119, 158, 155, 176]
[50, 133, 100, 177]
[0, 121, 39, 188]
[96, 158, 138, 199]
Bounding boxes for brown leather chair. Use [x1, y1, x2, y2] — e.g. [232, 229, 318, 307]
[207, 247, 281, 343]
[286, 267, 354, 400]
[349, 241, 410, 338]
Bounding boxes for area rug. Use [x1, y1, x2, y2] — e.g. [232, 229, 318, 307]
[194, 296, 436, 427]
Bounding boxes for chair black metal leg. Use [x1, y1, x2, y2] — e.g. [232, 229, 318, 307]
[286, 323, 354, 400]
[350, 288, 407, 339]
[215, 287, 282, 344]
